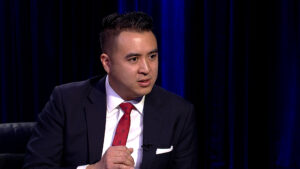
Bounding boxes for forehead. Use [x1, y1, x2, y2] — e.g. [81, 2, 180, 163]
[113, 31, 157, 53]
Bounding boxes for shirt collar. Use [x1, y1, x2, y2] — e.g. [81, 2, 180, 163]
[105, 75, 145, 115]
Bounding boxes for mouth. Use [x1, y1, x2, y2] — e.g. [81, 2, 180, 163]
[137, 79, 151, 87]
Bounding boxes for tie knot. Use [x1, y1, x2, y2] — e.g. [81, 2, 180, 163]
[119, 102, 134, 114]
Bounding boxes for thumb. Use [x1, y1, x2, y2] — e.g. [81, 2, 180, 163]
[128, 147, 134, 154]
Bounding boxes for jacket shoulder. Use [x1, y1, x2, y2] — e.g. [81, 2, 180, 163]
[49, 76, 104, 105]
[56, 76, 101, 90]
[54, 76, 102, 93]
[150, 85, 193, 109]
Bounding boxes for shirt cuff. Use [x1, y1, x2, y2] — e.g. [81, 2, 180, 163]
[77, 165, 88, 169]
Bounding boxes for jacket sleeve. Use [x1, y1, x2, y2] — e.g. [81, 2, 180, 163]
[23, 86, 76, 169]
[171, 104, 199, 169]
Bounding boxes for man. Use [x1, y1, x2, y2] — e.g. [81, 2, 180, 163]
[23, 12, 198, 169]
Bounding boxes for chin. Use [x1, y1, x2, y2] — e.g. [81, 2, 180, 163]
[131, 85, 154, 98]
[139, 88, 153, 96]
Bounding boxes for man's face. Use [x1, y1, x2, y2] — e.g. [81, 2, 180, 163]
[101, 31, 158, 100]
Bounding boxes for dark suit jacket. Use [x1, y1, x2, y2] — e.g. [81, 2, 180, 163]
[23, 76, 198, 169]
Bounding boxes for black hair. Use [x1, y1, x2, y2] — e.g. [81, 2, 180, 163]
[100, 11, 154, 53]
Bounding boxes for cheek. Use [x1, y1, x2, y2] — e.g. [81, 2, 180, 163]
[110, 62, 139, 81]
[151, 63, 159, 75]
[115, 67, 137, 81]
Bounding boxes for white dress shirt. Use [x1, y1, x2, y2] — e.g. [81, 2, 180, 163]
[78, 76, 144, 169]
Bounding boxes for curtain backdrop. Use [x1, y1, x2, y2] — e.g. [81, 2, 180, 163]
[252, 0, 300, 169]
[0, 0, 299, 169]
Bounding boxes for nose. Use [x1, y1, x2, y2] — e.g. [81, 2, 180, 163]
[138, 58, 150, 75]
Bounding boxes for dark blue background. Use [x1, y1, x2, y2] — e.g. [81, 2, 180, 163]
[0, 0, 299, 168]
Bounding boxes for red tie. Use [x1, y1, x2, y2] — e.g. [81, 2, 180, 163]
[112, 102, 135, 146]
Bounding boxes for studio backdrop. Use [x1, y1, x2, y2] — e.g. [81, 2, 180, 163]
[0, 0, 299, 169]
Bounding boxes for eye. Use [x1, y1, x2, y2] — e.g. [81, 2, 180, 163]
[128, 57, 138, 62]
[149, 54, 157, 60]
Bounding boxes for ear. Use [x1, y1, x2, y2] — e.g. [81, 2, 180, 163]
[100, 53, 111, 73]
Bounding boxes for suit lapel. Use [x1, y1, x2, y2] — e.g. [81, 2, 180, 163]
[141, 86, 164, 169]
[85, 77, 107, 163]
[84, 80, 164, 167]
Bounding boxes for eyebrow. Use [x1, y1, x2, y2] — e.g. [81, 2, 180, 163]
[125, 48, 158, 59]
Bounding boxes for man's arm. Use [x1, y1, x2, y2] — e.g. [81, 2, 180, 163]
[171, 105, 199, 169]
[23, 87, 136, 169]
[23, 87, 74, 169]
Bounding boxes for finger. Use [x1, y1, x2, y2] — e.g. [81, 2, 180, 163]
[115, 164, 135, 169]
[127, 147, 134, 154]
[105, 146, 135, 166]
[109, 148, 133, 158]
[106, 146, 130, 156]
[109, 146, 133, 155]
[111, 156, 135, 167]
[111, 145, 128, 151]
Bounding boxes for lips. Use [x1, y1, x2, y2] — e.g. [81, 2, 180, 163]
[137, 79, 151, 87]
